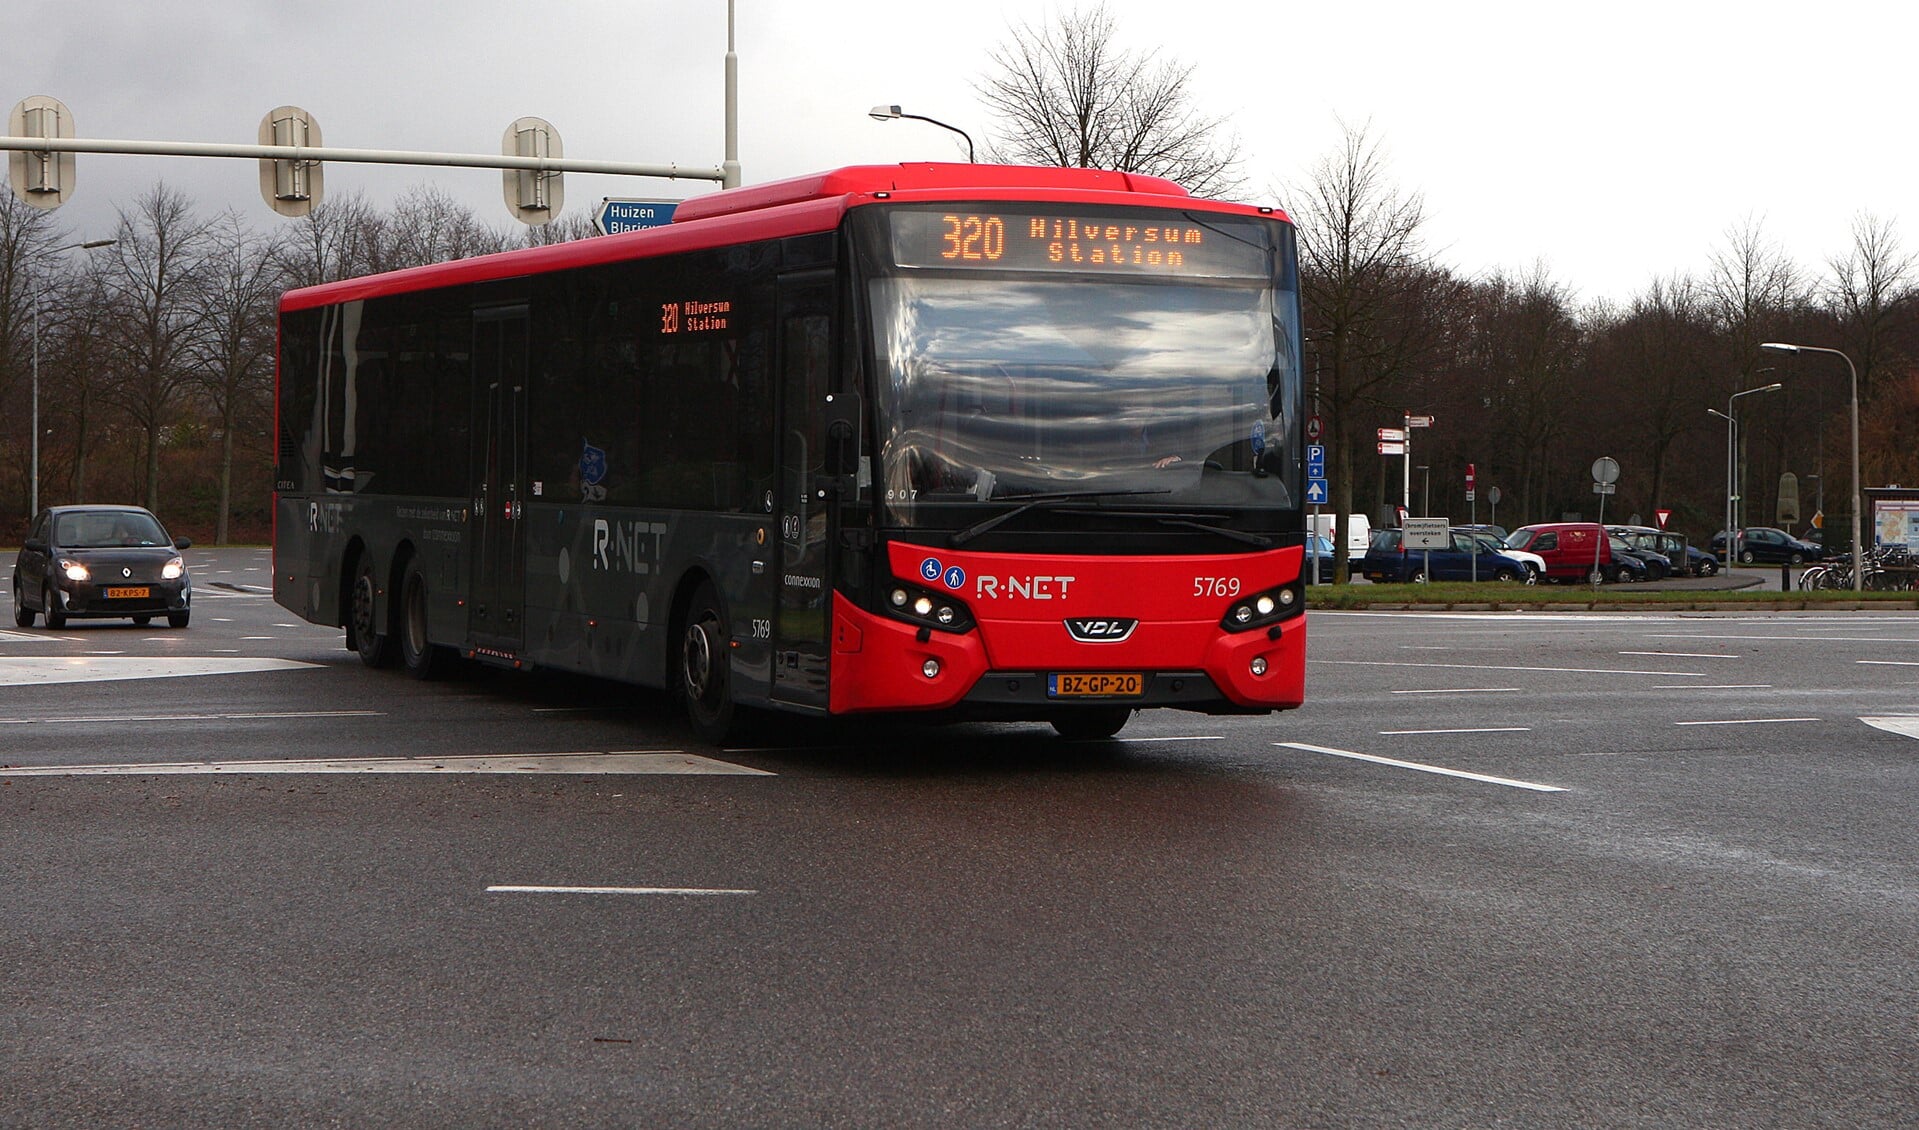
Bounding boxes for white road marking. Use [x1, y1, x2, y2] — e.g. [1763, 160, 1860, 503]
[1274, 741, 1566, 793]
[1390, 687, 1521, 695]
[1655, 684, 1772, 689]
[1862, 717, 1919, 739]
[1650, 632, 1919, 644]
[1314, 658, 1708, 677]
[1858, 659, 1919, 667]
[1379, 726, 1531, 735]
[0, 709, 381, 725]
[486, 885, 756, 896]
[1673, 717, 1821, 727]
[0, 656, 317, 686]
[1620, 650, 1738, 659]
[1118, 734, 1224, 743]
[0, 751, 773, 777]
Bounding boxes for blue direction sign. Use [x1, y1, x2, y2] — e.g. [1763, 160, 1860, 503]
[1305, 478, 1328, 506]
[1306, 444, 1325, 475]
[596, 198, 679, 235]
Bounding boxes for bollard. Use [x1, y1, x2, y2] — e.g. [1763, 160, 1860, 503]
[1783, 560, 1791, 591]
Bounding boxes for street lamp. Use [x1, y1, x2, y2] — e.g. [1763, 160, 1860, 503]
[29, 238, 117, 517]
[1762, 342, 1863, 592]
[868, 104, 975, 163]
[1706, 379, 1781, 566]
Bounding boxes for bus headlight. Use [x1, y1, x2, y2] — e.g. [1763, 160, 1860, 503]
[1221, 582, 1304, 632]
[882, 578, 975, 634]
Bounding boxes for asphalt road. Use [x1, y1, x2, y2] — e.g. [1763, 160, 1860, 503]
[2, 549, 1916, 1127]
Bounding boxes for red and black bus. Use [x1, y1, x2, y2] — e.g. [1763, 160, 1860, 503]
[273, 163, 1307, 741]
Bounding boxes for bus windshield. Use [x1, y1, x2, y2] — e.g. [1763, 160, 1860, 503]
[868, 268, 1300, 528]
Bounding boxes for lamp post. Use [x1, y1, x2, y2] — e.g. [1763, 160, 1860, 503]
[1707, 379, 1782, 566]
[1415, 464, 1430, 516]
[1762, 342, 1862, 591]
[867, 105, 975, 163]
[29, 237, 117, 518]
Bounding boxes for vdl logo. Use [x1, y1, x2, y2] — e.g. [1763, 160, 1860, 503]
[919, 557, 965, 590]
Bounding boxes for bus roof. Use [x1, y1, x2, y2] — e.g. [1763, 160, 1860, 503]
[279, 163, 1288, 313]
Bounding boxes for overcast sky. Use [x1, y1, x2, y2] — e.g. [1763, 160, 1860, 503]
[6, 1, 1909, 306]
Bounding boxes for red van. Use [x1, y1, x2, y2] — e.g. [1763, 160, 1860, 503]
[1504, 523, 1617, 583]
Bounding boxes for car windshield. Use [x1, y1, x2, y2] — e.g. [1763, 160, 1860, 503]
[53, 511, 168, 548]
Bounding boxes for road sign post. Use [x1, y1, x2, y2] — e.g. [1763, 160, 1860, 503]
[1591, 457, 1621, 585]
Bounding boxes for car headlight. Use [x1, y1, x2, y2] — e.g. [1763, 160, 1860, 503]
[60, 559, 90, 583]
[162, 556, 185, 580]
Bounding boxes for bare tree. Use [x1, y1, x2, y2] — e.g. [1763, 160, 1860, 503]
[1827, 211, 1917, 402]
[0, 191, 71, 517]
[387, 185, 511, 268]
[101, 184, 211, 512]
[277, 189, 386, 288]
[189, 211, 283, 543]
[977, 4, 1243, 197]
[1290, 121, 1447, 578]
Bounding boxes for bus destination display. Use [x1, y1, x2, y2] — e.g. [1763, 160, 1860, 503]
[889, 209, 1268, 278]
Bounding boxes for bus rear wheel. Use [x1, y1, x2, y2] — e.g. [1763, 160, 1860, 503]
[680, 583, 738, 744]
[1052, 708, 1132, 741]
[400, 559, 442, 680]
[349, 558, 394, 668]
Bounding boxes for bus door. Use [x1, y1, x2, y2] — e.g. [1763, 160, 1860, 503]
[771, 273, 835, 706]
[468, 306, 529, 657]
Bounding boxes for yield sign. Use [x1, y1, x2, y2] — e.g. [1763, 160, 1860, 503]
[1655, 508, 1672, 529]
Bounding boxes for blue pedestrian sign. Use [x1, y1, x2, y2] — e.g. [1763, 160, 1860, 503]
[596, 198, 679, 235]
[1305, 478, 1328, 506]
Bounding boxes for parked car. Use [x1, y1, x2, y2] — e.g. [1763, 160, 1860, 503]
[1358, 528, 1534, 583]
[1504, 522, 1618, 584]
[12, 505, 193, 628]
[1608, 535, 1657, 581]
[1303, 532, 1337, 584]
[1457, 528, 1543, 582]
[1709, 526, 1825, 565]
[1610, 525, 1717, 577]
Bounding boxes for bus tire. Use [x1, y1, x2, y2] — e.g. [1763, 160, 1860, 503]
[680, 581, 738, 744]
[399, 558, 441, 680]
[1052, 708, 1132, 741]
[349, 556, 394, 669]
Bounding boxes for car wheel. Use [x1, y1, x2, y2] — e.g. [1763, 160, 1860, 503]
[1789, 552, 1804, 565]
[399, 558, 442, 680]
[680, 581, 739, 744]
[1052, 708, 1133, 741]
[167, 611, 190, 629]
[12, 581, 33, 627]
[1699, 559, 1718, 577]
[1409, 570, 1428, 584]
[1523, 567, 1540, 586]
[43, 583, 66, 629]
[132, 616, 152, 626]
[1493, 566, 1519, 582]
[349, 557, 394, 668]
[1740, 549, 1755, 564]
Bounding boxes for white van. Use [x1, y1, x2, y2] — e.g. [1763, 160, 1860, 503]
[1309, 512, 1372, 557]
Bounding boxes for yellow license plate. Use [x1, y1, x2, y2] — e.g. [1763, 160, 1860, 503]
[105, 586, 151, 599]
[1049, 672, 1144, 698]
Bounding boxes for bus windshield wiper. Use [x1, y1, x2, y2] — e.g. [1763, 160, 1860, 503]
[1148, 515, 1272, 548]
[949, 489, 1169, 547]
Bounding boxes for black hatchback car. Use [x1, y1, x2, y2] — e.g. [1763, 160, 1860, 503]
[12, 505, 192, 628]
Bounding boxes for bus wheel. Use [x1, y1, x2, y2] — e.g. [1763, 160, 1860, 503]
[680, 583, 737, 744]
[349, 558, 394, 668]
[400, 559, 441, 680]
[1052, 708, 1132, 741]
